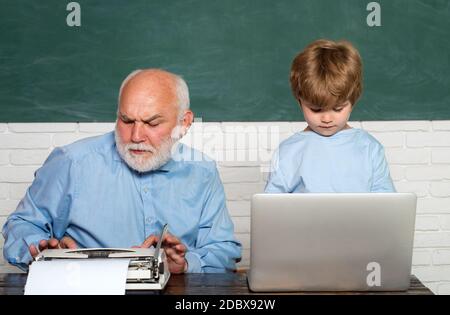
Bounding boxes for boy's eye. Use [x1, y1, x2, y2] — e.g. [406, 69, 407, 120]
[333, 108, 343, 112]
[310, 108, 322, 113]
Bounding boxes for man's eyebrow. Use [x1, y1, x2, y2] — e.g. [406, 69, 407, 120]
[143, 114, 163, 123]
[119, 113, 134, 121]
[119, 113, 163, 123]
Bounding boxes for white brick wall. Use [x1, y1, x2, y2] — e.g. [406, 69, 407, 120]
[1, 121, 450, 294]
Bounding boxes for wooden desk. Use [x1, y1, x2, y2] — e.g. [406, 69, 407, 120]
[0, 273, 433, 295]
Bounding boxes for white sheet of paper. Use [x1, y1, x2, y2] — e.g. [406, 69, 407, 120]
[25, 259, 130, 295]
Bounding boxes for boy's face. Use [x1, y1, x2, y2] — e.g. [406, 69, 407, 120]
[300, 98, 353, 137]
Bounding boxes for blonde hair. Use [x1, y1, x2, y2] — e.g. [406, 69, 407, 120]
[290, 39, 363, 109]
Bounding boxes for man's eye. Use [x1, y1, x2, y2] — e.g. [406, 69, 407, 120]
[122, 119, 133, 124]
[146, 122, 160, 127]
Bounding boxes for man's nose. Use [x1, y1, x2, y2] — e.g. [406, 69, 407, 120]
[131, 123, 145, 143]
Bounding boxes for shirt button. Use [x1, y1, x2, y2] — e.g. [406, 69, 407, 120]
[143, 187, 148, 193]
[146, 218, 152, 223]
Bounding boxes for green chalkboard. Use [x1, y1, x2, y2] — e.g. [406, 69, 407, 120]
[0, 0, 449, 122]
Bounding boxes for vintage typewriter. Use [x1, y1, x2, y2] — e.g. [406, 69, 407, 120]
[34, 225, 170, 290]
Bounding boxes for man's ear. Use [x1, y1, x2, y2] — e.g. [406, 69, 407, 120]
[171, 110, 194, 139]
[180, 110, 194, 135]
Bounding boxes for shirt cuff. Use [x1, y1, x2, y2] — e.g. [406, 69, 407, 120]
[21, 234, 46, 263]
[185, 251, 202, 273]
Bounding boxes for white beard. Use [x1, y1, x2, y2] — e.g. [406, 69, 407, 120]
[114, 127, 177, 173]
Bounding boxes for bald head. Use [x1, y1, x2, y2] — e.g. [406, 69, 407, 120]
[118, 69, 190, 116]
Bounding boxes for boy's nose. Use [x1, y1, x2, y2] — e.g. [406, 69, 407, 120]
[321, 114, 333, 124]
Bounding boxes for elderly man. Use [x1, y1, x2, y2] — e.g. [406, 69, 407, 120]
[2, 69, 241, 273]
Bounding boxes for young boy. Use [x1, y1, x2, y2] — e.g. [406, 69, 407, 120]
[265, 39, 395, 193]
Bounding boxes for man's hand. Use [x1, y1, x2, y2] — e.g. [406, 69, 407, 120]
[29, 237, 78, 258]
[139, 233, 188, 274]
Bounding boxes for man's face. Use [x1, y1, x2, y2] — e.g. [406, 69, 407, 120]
[300, 98, 353, 137]
[115, 74, 189, 172]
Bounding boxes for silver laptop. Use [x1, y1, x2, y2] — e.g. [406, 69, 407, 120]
[248, 193, 417, 292]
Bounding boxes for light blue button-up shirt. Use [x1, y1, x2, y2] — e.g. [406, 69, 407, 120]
[2, 132, 241, 272]
[265, 128, 396, 193]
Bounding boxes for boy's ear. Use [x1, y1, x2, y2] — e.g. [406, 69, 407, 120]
[347, 101, 354, 113]
[297, 99, 304, 112]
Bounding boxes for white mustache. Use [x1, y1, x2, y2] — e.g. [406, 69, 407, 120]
[125, 143, 156, 153]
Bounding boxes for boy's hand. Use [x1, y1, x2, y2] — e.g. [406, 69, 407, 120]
[29, 237, 78, 258]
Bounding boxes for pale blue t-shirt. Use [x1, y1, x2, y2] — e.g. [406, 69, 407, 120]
[265, 128, 395, 193]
